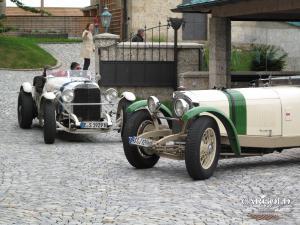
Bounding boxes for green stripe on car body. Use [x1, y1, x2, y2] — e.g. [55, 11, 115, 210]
[222, 91, 233, 121]
[225, 90, 247, 135]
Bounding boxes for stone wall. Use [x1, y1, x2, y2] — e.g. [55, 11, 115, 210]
[179, 71, 209, 90]
[95, 34, 203, 100]
[232, 21, 300, 71]
[90, 0, 98, 5]
[101, 42, 203, 75]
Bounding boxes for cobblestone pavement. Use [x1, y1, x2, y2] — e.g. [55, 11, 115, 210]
[0, 44, 299, 225]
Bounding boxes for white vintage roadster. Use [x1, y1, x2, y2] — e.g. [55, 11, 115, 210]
[17, 69, 136, 144]
[122, 76, 300, 180]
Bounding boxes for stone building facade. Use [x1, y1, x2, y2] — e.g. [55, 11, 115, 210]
[83, 0, 183, 40]
[126, 0, 182, 39]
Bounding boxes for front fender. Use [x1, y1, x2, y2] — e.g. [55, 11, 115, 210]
[21, 82, 32, 93]
[127, 100, 172, 118]
[183, 106, 241, 156]
[42, 92, 56, 101]
[121, 91, 136, 102]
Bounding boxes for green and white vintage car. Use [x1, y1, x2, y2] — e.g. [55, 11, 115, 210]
[121, 76, 300, 180]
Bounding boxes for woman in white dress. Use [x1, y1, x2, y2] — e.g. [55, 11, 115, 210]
[80, 23, 95, 70]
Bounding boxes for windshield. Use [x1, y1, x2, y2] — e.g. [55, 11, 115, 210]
[47, 70, 94, 80]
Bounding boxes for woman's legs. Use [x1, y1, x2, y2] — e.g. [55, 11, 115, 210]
[83, 58, 91, 70]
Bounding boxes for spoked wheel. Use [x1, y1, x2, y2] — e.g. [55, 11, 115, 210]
[17, 90, 34, 129]
[185, 116, 221, 180]
[136, 120, 156, 158]
[200, 128, 217, 169]
[43, 101, 56, 144]
[122, 110, 159, 169]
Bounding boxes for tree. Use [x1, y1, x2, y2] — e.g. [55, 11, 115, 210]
[0, 0, 5, 18]
[0, 0, 50, 17]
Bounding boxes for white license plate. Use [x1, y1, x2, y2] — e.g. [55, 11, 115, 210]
[129, 136, 153, 147]
[80, 121, 108, 129]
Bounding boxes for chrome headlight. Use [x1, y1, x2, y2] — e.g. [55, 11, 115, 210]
[61, 89, 74, 103]
[105, 88, 118, 102]
[174, 99, 190, 117]
[147, 96, 161, 113]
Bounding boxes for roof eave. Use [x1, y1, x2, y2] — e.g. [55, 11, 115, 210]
[171, 7, 212, 14]
[81, 4, 99, 12]
[172, 0, 242, 13]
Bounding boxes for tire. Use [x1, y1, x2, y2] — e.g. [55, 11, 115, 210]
[17, 90, 34, 129]
[116, 98, 132, 137]
[43, 101, 56, 144]
[122, 110, 160, 169]
[185, 116, 221, 180]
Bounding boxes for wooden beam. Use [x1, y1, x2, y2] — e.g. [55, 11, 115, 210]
[41, 0, 44, 16]
[212, 0, 300, 17]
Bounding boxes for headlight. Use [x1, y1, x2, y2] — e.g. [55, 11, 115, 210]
[61, 89, 74, 103]
[147, 96, 161, 113]
[105, 88, 118, 102]
[174, 99, 189, 117]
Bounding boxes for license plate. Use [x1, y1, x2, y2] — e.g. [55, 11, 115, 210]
[80, 121, 108, 129]
[129, 136, 153, 147]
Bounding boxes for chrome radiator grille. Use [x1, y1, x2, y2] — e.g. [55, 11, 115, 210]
[73, 88, 101, 121]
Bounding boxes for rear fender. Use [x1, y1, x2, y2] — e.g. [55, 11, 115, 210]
[121, 91, 136, 102]
[21, 82, 32, 93]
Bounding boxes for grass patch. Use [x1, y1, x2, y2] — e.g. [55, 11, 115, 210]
[231, 49, 253, 71]
[0, 36, 58, 69]
[151, 36, 167, 42]
[27, 37, 81, 44]
[203, 47, 254, 71]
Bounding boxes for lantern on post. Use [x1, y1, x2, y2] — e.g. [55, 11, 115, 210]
[101, 6, 112, 33]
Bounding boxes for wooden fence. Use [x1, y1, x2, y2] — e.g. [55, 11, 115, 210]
[4, 14, 123, 38]
[3, 16, 94, 37]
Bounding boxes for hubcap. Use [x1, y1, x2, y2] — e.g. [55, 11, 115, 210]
[137, 120, 155, 158]
[199, 128, 217, 169]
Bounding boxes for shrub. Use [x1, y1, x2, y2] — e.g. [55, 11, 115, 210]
[250, 44, 287, 71]
[201, 44, 288, 71]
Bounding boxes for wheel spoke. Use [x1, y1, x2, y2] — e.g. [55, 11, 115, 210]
[137, 120, 155, 158]
[199, 128, 217, 169]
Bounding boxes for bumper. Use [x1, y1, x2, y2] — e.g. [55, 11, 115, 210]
[57, 101, 118, 133]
